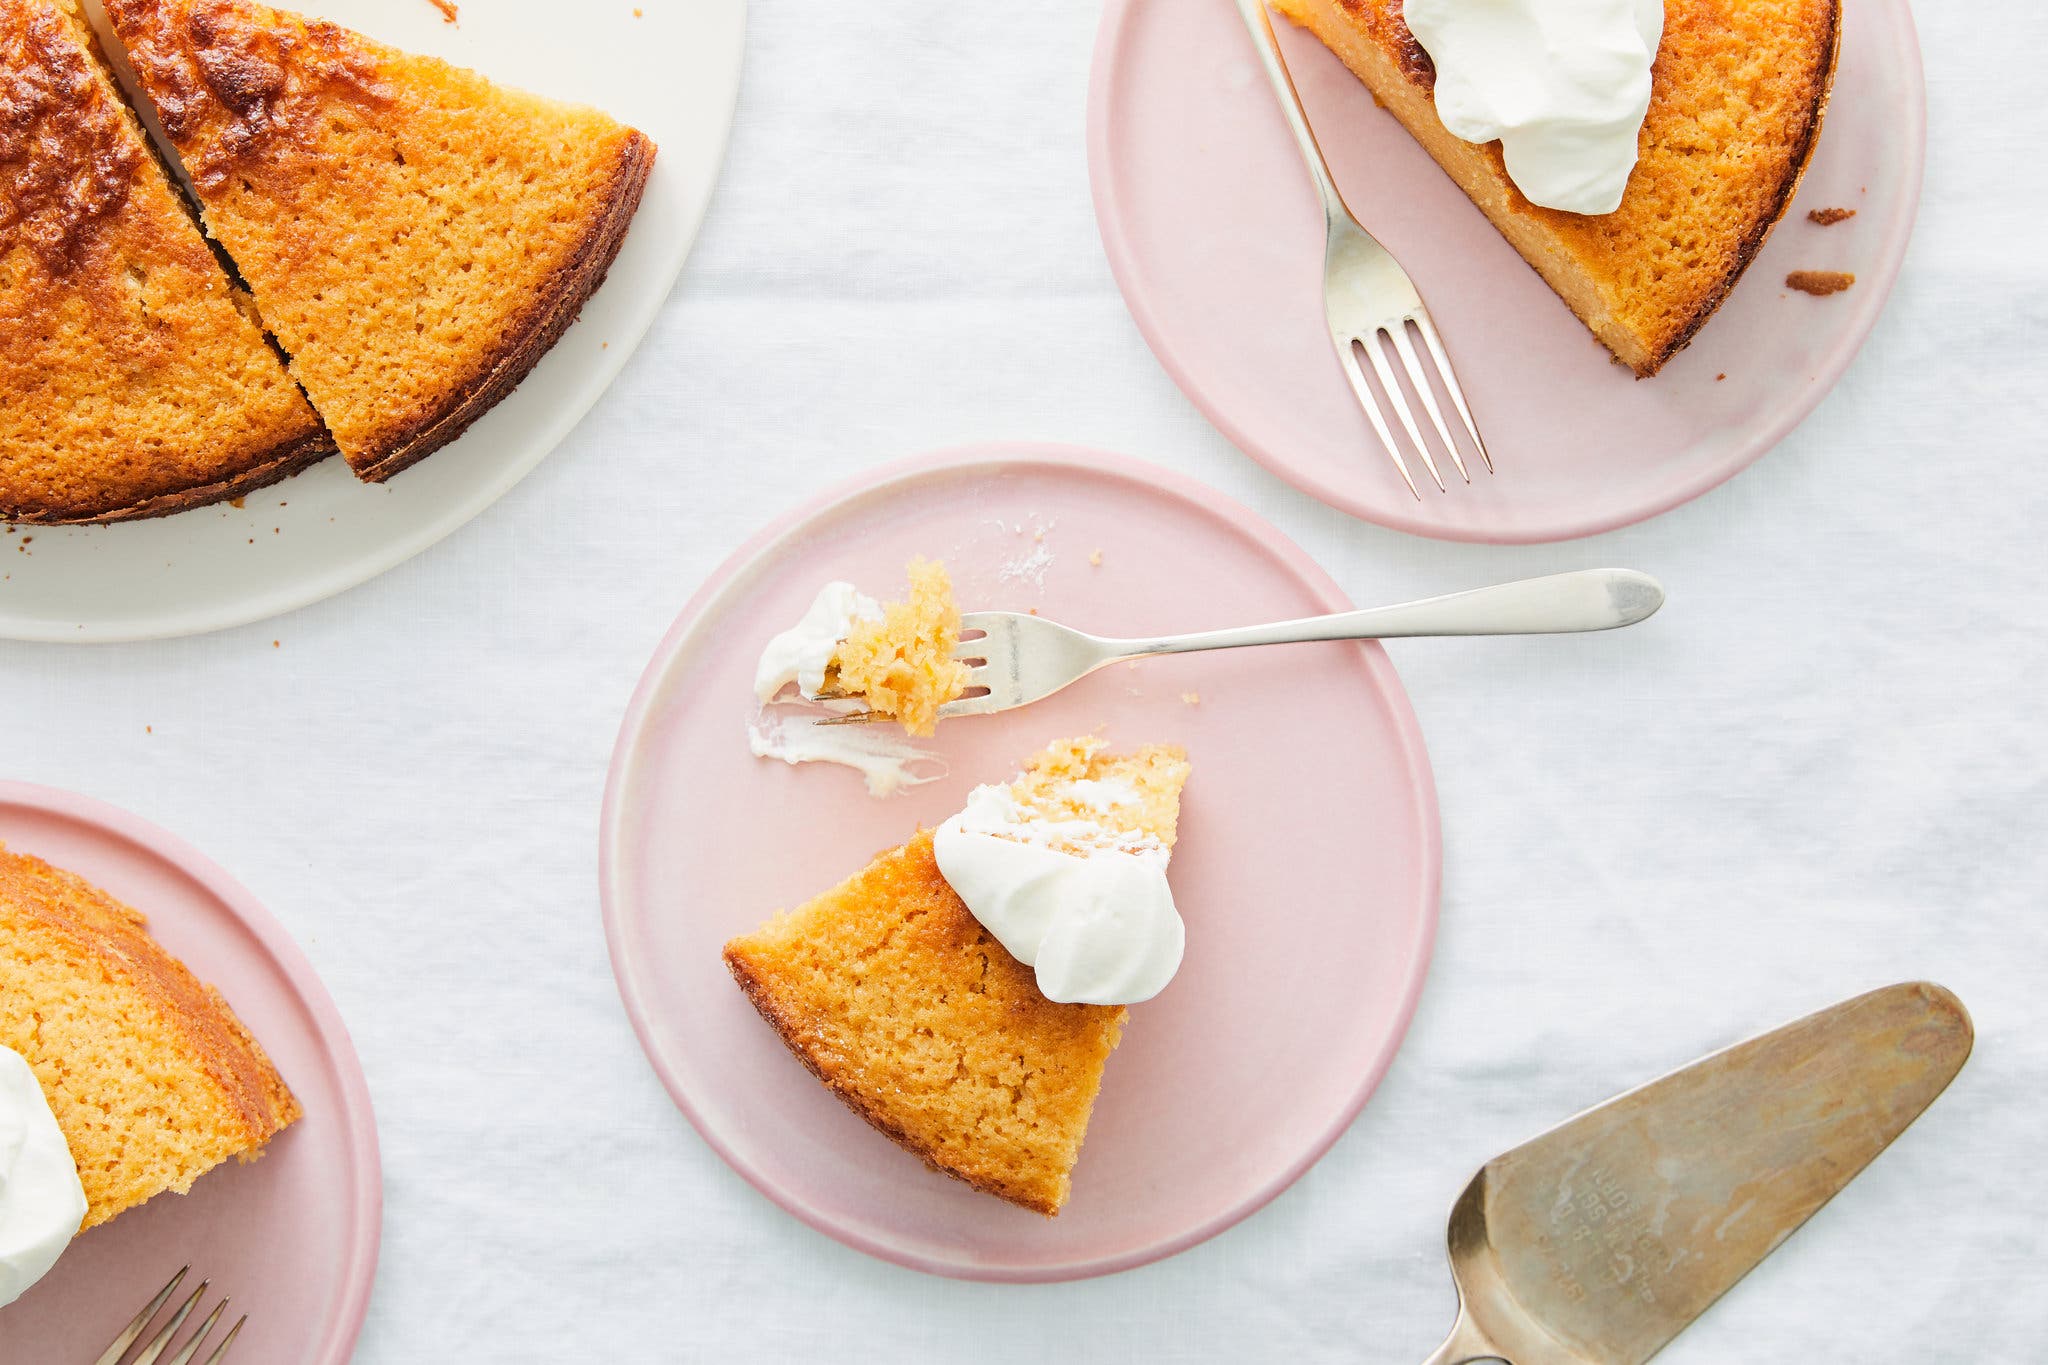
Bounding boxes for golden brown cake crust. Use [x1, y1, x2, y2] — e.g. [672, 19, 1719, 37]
[0, 843, 299, 1229]
[0, 0, 333, 524]
[5, 428, 331, 525]
[351, 128, 653, 483]
[103, 0, 656, 479]
[1290, 0, 1842, 374]
[0, 2, 142, 275]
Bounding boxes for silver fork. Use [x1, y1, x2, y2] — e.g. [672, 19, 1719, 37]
[1236, 0, 1491, 498]
[94, 1267, 244, 1365]
[820, 568, 1662, 724]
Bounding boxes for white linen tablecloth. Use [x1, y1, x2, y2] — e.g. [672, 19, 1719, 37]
[5, 3, 2044, 1360]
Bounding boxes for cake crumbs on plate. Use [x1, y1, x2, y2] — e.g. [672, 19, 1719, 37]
[1807, 206, 1856, 226]
[229, 496, 246, 508]
[1716, 373, 1726, 382]
[1786, 270, 1855, 296]
[996, 518, 1057, 588]
[427, 0, 458, 21]
[1181, 691, 1201, 706]
[1088, 548, 1103, 567]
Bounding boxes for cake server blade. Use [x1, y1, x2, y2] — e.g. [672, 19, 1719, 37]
[1426, 981, 1973, 1365]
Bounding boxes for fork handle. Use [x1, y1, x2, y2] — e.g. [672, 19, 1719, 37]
[1108, 569, 1664, 657]
[1235, 0, 1349, 224]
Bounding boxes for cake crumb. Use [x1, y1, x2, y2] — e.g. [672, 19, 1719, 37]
[1088, 549, 1102, 567]
[228, 496, 246, 509]
[1715, 373, 1726, 382]
[427, 0, 458, 21]
[145, 725, 152, 734]
[1181, 691, 1201, 706]
[1807, 207, 1856, 226]
[996, 522, 1056, 587]
[272, 639, 280, 648]
[1786, 270, 1855, 296]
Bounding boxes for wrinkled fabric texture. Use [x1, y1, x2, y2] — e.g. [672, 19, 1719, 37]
[2, 3, 2044, 1361]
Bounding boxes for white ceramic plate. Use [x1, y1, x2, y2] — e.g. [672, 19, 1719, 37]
[0, 0, 745, 642]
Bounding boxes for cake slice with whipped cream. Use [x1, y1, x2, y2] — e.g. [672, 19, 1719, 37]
[1270, 0, 1839, 374]
[0, 843, 299, 1279]
[723, 738, 1190, 1214]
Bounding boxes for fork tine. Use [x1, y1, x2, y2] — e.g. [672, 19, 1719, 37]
[131, 1282, 208, 1365]
[1388, 323, 1470, 483]
[200, 1317, 245, 1365]
[1411, 310, 1493, 473]
[1361, 330, 1448, 491]
[161, 1300, 228, 1365]
[96, 1268, 189, 1365]
[933, 692, 1008, 720]
[1335, 339, 1423, 500]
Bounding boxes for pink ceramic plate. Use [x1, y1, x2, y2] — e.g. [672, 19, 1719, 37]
[0, 785, 380, 1363]
[601, 444, 1440, 1281]
[1089, 0, 1924, 543]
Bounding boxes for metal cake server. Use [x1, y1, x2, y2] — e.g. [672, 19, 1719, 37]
[1424, 981, 1972, 1365]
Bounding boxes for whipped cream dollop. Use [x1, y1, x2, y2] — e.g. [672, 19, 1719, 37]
[1406, 0, 1665, 215]
[934, 785, 1184, 1006]
[753, 581, 880, 704]
[0, 1045, 87, 1309]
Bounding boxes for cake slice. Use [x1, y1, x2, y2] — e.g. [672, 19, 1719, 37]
[823, 558, 970, 736]
[102, 0, 655, 480]
[1271, 0, 1840, 374]
[0, 844, 300, 1230]
[724, 738, 1190, 1214]
[0, 0, 330, 524]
